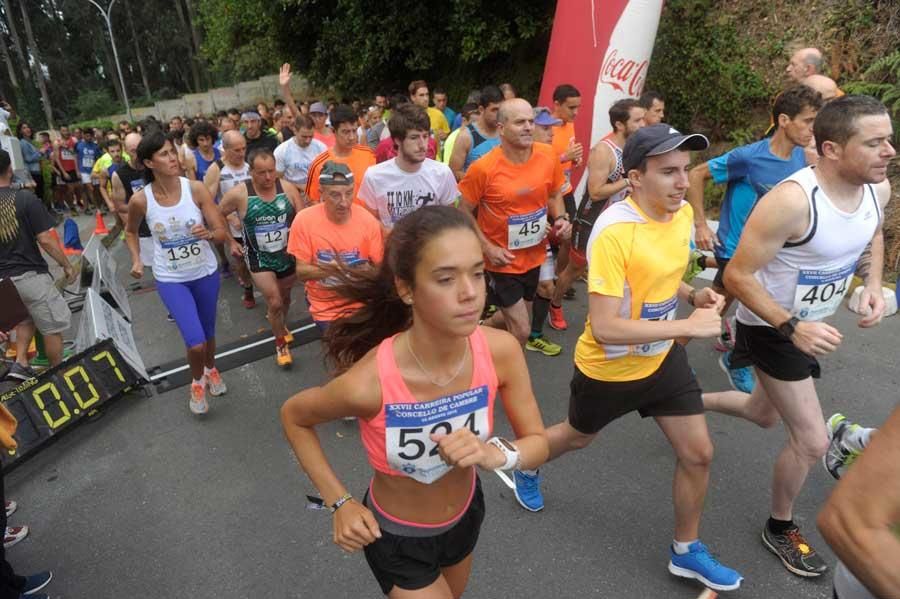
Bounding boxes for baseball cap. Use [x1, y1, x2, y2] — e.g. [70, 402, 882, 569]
[622, 123, 709, 173]
[241, 111, 261, 121]
[319, 161, 353, 186]
[309, 101, 327, 114]
[533, 107, 562, 127]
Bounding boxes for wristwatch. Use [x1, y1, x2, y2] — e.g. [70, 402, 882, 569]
[777, 316, 800, 339]
[487, 437, 520, 471]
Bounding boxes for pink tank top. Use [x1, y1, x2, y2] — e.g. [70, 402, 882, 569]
[359, 327, 498, 484]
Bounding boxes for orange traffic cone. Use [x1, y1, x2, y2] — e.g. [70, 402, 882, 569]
[94, 211, 110, 235]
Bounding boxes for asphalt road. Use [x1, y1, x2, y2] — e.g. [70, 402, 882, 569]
[4, 223, 898, 598]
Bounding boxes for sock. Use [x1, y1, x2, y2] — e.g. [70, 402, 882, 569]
[672, 539, 697, 554]
[204, 366, 215, 376]
[767, 516, 794, 535]
[243, 285, 253, 294]
[192, 377, 204, 387]
[531, 294, 551, 337]
[520, 469, 538, 476]
[550, 301, 562, 309]
[275, 336, 285, 348]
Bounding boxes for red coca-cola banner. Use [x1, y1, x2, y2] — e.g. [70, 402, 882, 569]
[539, 0, 664, 193]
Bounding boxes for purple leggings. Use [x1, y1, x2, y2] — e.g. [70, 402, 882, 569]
[156, 271, 220, 348]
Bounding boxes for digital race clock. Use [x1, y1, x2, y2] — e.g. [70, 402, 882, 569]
[1, 339, 142, 471]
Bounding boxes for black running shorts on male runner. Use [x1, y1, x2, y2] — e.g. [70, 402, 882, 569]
[729, 321, 821, 381]
[486, 266, 540, 308]
[568, 343, 704, 435]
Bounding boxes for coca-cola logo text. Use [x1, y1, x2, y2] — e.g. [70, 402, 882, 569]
[600, 49, 648, 97]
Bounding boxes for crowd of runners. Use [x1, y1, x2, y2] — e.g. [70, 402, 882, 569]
[1, 44, 897, 598]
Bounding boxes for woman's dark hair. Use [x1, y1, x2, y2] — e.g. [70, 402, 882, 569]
[188, 119, 219, 147]
[137, 129, 169, 183]
[15, 122, 32, 140]
[323, 206, 478, 373]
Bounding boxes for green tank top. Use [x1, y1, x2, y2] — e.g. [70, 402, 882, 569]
[242, 180, 296, 273]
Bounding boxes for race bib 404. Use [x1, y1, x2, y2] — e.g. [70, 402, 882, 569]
[384, 385, 490, 484]
[633, 295, 677, 356]
[507, 207, 547, 250]
[792, 262, 856, 321]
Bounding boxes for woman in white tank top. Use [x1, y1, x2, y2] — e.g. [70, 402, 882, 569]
[125, 130, 239, 416]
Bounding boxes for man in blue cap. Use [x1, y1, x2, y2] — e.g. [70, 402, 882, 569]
[513, 122, 746, 593]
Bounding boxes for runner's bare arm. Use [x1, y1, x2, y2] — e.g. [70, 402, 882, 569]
[723, 182, 811, 328]
[191, 180, 229, 244]
[278, 63, 302, 121]
[856, 179, 892, 327]
[589, 292, 721, 345]
[110, 172, 128, 221]
[449, 128, 472, 182]
[97, 169, 113, 211]
[281, 180, 304, 213]
[281, 354, 383, 551]
[457, 200, 515, 266]
[485, 327, 549, 470]
[818, 405, 900, 597]
[125, 192, 148, 276]
[687, 162, 717, 250]
[202, 162, 220, 200]
[587, 142, 623, 201]
[183, 150, 198, 181]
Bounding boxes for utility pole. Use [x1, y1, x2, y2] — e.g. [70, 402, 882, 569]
[86, 0, 132, 122]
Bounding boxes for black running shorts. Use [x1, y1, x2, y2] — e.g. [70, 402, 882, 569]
[729, 321, 821, 381]
[568, 343, 704, 435]
[363, 477, 485, 595]
[486, 266, 540, 308]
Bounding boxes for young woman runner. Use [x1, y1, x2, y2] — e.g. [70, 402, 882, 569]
[126, 129, 237, 415]
[281, 206, 549, 597]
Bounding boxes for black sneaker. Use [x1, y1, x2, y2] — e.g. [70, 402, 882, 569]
[761, 523, 827, 577]
[6, 363, 37, 382]
[563, 287, 576, 301]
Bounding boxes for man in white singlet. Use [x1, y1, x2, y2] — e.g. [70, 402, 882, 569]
[204, 130, 255, 307]
[704, 95, 894, 578]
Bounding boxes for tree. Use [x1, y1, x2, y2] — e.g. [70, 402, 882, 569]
[17, 0, 55, 127]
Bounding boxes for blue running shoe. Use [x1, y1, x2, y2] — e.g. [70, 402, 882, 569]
[668, 541, 743, 591]
[513, 469, 544, 512]
[718, 351, 755, 393]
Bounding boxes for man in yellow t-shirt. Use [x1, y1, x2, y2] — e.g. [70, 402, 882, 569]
[511, 123, 747, 592]
[408, 79, 450, 143]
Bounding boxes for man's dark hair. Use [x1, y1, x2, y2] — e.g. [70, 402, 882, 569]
[329, 105, 357, 130]
[433, 88, 447, 96]
[552, 84, 580, 104]
[294, 113, 314, 130]
[460, 103, 479, 119]
[273, 99, 285, 108]
[389, 104, 431, 142]
[814, 95, 888, 156]
[479, 85, 503, 108]
[104, 138, 121, 151]
[247, 148, 275, 169]
[390, 93, 410, 110]
[638, 90, 664, 109]
[118, 119, 130, 127]
[227, 108, 240, 117]
[0, 149, 11, 175]
[188, 119, 218, 146]
[772, 84, 824, 128]
[610, 98, 643, 131]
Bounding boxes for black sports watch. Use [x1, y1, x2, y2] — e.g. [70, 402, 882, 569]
[777, 316, 800, 339]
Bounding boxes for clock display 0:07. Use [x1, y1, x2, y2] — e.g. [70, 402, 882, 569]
[28, 350, 127, 428]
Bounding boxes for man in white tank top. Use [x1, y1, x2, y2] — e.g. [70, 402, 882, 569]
[703, 96, 895, 578]
[204, 130, 255, 307]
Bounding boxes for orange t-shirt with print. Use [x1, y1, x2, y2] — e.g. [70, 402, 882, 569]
[287, 203, 384, 321]
[304, 145, 376, 205]
[458, 143, 565, 275]
[551, 120, 576, 195]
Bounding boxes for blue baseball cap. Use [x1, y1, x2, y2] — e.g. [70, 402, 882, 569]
[533, 107, 562, 127]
